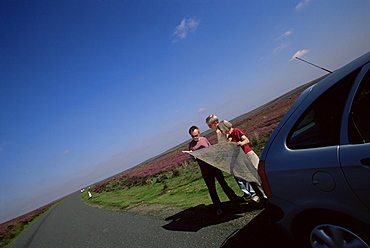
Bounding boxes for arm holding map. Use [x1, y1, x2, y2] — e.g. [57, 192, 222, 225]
[183, 142, 261, 184]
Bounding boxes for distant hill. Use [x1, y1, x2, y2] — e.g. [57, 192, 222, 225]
[226, 75, 326, 125]
[120, 74, 327, 176]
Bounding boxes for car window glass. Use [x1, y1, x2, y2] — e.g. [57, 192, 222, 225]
[288, 69, 359, 149]
[348, 68, 370, 144]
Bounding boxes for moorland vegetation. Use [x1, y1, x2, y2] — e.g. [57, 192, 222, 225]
[81, 78, 320, 211]
[1, 76, 323, 247]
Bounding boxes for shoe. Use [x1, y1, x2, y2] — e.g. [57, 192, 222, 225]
[251, 195, 260, 203]
[243, 195, 251, 202]
[216, 208, 223, 216]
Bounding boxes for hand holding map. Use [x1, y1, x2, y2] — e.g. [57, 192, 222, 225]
[183, 142, 261, 183]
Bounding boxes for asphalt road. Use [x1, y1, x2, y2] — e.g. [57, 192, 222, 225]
[10, 193, 246, 248]
[11, 193, 296, 248]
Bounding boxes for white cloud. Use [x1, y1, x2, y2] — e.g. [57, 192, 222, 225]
[173, 17, 200, 42]
[295, 0, 311, 10]
[272, 30, 292, 54]
[62, 150, 70, 156]
[277, 30, 293, 40]
[289, 49, 310, 61]
[273, 42, 289, 54]
[198, 107, 208, 113]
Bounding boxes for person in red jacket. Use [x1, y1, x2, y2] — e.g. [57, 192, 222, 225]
[217, 120, 261, 203]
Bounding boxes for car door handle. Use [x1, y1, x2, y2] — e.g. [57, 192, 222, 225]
[360, 158, 370, 167]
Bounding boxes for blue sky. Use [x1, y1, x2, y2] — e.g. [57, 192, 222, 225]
[1, 0, 369, 223]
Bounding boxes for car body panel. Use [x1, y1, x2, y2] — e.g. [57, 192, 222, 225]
[259, 51, 370, 243]
[340, 143, 370, 210]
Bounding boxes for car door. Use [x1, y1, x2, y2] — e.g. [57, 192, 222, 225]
[265, 68, 360, 206]
[340, 62, 370, 210]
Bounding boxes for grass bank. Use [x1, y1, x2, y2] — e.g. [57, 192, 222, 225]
[0, 200, 63, 248]
[79, 89, 301, 216]
[80, 160, 252, 213]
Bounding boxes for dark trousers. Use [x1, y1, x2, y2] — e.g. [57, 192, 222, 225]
[202, 169, 237, 207]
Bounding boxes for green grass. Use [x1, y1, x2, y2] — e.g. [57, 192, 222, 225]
[80, 81, 309, 215]
[81, 161, 247, 212]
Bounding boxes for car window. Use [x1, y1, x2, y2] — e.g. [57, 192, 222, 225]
[348, 68, 370, 144]
[288, 69, 360, 149]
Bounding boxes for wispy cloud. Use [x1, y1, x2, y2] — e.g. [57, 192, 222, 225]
[198, 107, 208, 113]
[173, 17, 200, 42]
[295, 0, 311, 10]
[271, 30, 292, 54]
[277, 29, 293, 40]
[62, 150, 71, 156]
[289, 49, 311, 61]
[273, 42, 289, 54]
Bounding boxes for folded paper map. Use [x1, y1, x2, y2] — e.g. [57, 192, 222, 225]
[183, 142, 261, 183]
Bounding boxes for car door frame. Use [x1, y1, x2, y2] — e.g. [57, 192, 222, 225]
[339, 61, 370, 213]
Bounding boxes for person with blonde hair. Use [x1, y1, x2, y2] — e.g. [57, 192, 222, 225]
[218, 120, 261, 203]
[205, 114, 227, 143]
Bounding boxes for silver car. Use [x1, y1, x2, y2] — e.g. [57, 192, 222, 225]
[258, 52, 370, 248]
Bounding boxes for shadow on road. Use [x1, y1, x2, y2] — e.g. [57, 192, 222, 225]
[162, 201, 265, 232]
[163, 201, 299, 247]
[220, 209, 299, 248]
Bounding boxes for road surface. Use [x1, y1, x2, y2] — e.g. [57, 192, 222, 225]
[11, 193, 263, 248]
